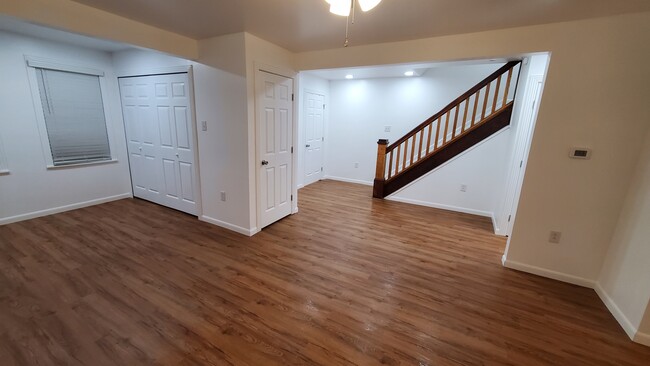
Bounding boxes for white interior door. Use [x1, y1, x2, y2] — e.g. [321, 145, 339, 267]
[256, 71, 293, 229]
[119, 73, 198, 215]
[304, 91, 325, 186]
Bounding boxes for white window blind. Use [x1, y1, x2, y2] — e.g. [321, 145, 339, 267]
[35, 68, 111, 166]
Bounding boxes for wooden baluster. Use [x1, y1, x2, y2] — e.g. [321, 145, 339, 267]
[373, 139, 389, 198]
[461, 99, 469, 133]
[426, 122, 433, 155]
[471, 90, 480, 127]
[502, 68, 514, 107]
[452, 106, 460, 139]
[387, 149, 394, 179]
[410, 135, 416, 165]
[481, 82, 491, 120]
[434, 118, 441, 150]
[443, 111, 451, 145]
[402, 139, 409, 170]
[492, 75, 502, 112]
[418, 129, 424, 160]
[395, 144, 401, 175]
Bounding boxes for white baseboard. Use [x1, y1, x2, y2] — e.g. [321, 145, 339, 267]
[323, 175, 373, 186]
[634, 331, 650, 347]
[502, 259, 596, 288]
[0, 193, 132, 225]
[200, 215, 256, 236]
[386, 195, 493, 218]
[594, 283, 638, 340]
[490, 213, 502, 235]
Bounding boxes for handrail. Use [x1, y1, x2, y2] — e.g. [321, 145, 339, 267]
[386, 100, 513, 183]
[386, 60, 521, 152]
[373, 60, 522, 198]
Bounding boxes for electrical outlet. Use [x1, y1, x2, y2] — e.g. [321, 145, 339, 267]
[201, 121, 208, 131]
[220, 191, 226, 202]
[384, 126, 391, 133]
[460, 184, 467, 192]
[354, 162, 359, 168]
[548, 231, 562, 244]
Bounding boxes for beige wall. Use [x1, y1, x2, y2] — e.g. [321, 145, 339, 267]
[598, 128, 650, 340]
[0, 0, 198, 59]
[297, 12, 650, 284]
[640, 306, 650, 336]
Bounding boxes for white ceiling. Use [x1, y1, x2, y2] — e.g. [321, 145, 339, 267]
[68, 0, 650, 52]
[0, 15, 133, 52]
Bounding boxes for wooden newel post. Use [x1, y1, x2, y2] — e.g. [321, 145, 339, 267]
[373, 139, 389, 198]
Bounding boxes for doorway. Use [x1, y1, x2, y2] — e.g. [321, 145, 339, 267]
[304, 91, 326, 186]
[255, 70, 294, 229]
[118, 72, 199, 216]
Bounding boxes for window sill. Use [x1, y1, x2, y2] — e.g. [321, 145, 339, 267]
[46, 159, 118, 170]
[0, 169, 9, 176]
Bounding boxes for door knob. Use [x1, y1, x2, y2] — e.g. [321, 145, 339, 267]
[306, 144, 311, 147]
[175, 153, 179, 157]
[261, 160, 269, 165]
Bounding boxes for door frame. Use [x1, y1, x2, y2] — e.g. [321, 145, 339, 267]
[501, 75, 544, 237]
[116, 65, 203, 218]
[302, 88, 327, 187]
[253, 63, 298, 234]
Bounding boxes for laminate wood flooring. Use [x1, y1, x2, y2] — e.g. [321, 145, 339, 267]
[1, 180, 648, 365]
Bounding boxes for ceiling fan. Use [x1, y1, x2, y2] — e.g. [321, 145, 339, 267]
[324, 0, 383, 47]
[325, 0, 383, 16]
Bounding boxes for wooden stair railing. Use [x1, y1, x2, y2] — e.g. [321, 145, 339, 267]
[373, 61, 522, 198]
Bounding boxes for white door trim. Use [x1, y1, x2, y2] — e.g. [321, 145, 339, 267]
[253, 64, 297, 233]
[499, 74, 544, 237]
[117, 66, 203, 218]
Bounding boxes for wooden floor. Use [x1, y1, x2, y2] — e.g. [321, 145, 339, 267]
[1, 180, 648, 365]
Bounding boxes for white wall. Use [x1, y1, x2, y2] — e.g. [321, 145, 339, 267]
[325, 63, 510, 218]
[112, 34, 297, 236]
[390, 130, 511, 218]
[0, 0, 198, 59]
[112, 48, 191, 73]
[195, 34, 250, 234]
[113, 36, 253, 235]
[596, 128, 650, 343]
[297, 72, 330, 188]
[0, 31, 132, 223]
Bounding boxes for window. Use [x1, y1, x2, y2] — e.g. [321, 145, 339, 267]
[34, 68, 111, 166]
[26, 56, 113, 166]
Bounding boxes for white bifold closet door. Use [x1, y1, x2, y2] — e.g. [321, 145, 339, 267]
[119, 73, 198, 215]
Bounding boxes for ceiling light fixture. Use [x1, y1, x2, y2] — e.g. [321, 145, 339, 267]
[325, 0, 383, 47]
[404, 71, 415, 77]
[345, 74, 354, 79]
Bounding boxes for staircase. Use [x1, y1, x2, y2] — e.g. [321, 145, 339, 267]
[373, 61, 522, 198]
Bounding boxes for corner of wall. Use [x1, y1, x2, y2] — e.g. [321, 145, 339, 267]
[634, 331, 650, 347]
[502, 258, 596, 288]
[594, 282, 638, 340]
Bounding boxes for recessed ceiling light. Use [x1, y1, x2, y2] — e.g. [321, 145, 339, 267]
[404, 71, 415, 77]
[345, 74, 354, 79]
